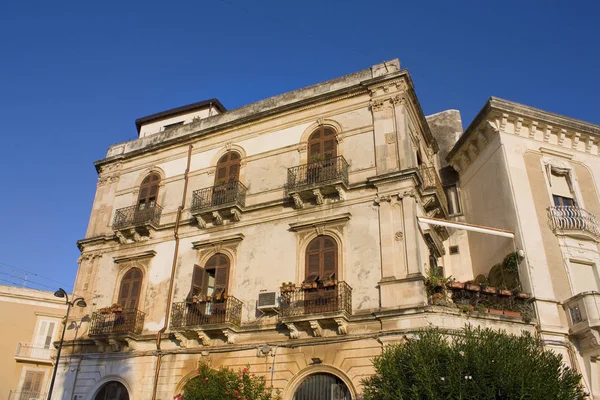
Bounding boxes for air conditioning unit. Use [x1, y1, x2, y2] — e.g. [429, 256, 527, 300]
[257, 291, 279, 312]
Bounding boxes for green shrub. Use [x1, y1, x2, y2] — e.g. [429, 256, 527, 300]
[177, 362, 279, 400]
[362, 326, 585, 400]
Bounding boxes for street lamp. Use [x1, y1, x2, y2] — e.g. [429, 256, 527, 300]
[47, 288, 86, 400]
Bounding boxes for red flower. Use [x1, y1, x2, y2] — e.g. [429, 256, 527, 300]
[204, 377, 209, 381]
[233, 390, 238, 395]
[243, 368, 247, 373]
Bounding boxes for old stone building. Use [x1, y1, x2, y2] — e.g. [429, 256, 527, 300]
[51, 59, 600, 399]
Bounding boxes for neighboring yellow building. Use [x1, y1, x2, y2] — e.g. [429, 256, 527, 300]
[0, 285, 65, 400]
[49, 59, 600, 399]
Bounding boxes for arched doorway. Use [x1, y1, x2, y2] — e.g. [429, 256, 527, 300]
[94, 381, 129, 400]
[293, 373, 351, 400]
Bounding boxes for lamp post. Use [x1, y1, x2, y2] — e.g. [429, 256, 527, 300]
[47, 288, 86, 400]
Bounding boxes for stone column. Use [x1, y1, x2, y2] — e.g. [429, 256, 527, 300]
[371, 99, 399, 175]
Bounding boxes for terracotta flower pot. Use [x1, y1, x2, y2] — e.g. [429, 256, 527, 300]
[498, 289, 513, 296]
[465, 283, 481, 292]
[488, 308, 504, 316]
[503, 310, 521, 317]
[482, 286, 497, 294]
[447, 281, 465, 290]
[516, 292, 531, 299]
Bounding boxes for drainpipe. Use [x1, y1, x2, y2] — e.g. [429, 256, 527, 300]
[151, 144, 193, 400]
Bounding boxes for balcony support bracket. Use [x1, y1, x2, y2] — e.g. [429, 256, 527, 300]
[313, 189, 325, 205]
[286, 323, 300, 339]
[223, 329, 237, 344]
[334, 318, 348, 335]
[194, 215, 207, 229]
[173, 332, 189, 348]
[309, 320, 323, 337]
[193, 331, 211, 346]
[335, 185, 346, 201]
[291, 193, 304, 209]
[230, 208, 242, 222]
[115, 230, 130, 244]
[212, 211, 224, 226]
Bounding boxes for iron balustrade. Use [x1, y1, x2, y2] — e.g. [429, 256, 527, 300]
[286, 156, 349, 192]
[112, 204, 162, 229]
[191, 181, 247, 212]
[14, 343, 55, 361]
[89, 308, 145, 336]
[548, 206, 600, 237]
[439, 286, 535, 320]
[171, 296, 243, 328]
[419, 165, 448, 213]
[280, 281, 352, 318]
[8, 391, 47, 400]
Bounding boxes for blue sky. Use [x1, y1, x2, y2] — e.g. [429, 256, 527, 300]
[0, 1, 598, 293]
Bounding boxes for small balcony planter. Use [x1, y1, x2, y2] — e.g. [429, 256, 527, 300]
[203, 295, 212, 302]
[302, 282, 318, 290]
[488, 308, 504, 316]
[110, 304, 123, 313]
[99, 307, 111, 314]
[447, 281, 465, 290]
[281, 283, 296, 293]
[322, 279, 337, 288]
[465, 283, 481, 292]
[515, 291, 531, 299]
[482, 286, 497, 294]
[498, 289, 513, 296]
[503, 310, 521, 317]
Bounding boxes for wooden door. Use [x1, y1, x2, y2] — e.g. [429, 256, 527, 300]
[308, 127, 337, 162]
[304, 236, 338, 313]
[117, 268, 142, 310]
[137, 173, 160, 210]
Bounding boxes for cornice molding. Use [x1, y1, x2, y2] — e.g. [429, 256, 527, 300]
[288, 213, 352, 232]
[191, 233, 245, 250]
[113, 250, 157, 264]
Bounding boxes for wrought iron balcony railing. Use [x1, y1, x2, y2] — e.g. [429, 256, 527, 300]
[548, 206, 600, 238]
[112, 204, 162, 229]
[419, 165, 448, 213]
[280, 281, 352, 318]
[191, 181, 247, 213]
[171, 296, 243, 329]
[286, 156, 349, 192]
[8, 390, 47, 400]
[89, 308, 145, 336]
[14, 343, 55, 361]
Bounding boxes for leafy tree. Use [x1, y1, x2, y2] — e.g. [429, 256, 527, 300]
[362, 326, 586, 400]
[176, 362, 279, 400]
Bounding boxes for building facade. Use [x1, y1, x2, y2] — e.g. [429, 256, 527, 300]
[0, 285, 65, 400]
[51, 59, 599, 399]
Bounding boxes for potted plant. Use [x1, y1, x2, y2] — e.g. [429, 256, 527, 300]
[110, 303, 123, 313]
[99, 307, 111, 314]
[281, 282, 296, 292]
[322, 278, 337, 288]
[447, 281, 465, 290]
[481, 285, 497, 294]
[302, 281, 318, 290]
[465, 282, 481, 292]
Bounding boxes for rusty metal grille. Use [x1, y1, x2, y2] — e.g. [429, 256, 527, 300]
[112, 204, 162, 229]
[171, 296, 243, 328]
[280, 281, 352, 318]
[286, 156, 348, 192]
[89, 308, 145, 336]
[548, 205, 600, 237]
[191, 181, 247, 212]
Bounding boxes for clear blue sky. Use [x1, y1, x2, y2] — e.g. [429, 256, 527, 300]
[0, 1, 598, 294]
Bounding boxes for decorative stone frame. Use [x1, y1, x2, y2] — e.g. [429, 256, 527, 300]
[110, 251, 155, 311]
[283, 364, 357, 400]
[85, 376, 133, 400]
[123, 166, 168, 207]
[289, 213, 351, 285]
[541, 157, 585, 209]
[208, 144, 248, 185]
[190, 233, 245, 300]
[298, 119, 345, 164]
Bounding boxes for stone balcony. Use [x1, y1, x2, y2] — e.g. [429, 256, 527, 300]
[14, 343, 55, 364]
[286, 156, 349, 209]
[564, 292, 600, 339]
[112, 204, 162, 243]
[190, 181, 247, 228]
[170, 296, 243, 345]
[279, 281, 352, 338]
[548, 205, 600, 240]
[419, 165, 448, 218]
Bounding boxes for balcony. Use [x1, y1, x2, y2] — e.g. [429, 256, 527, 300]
[8, 391, 47, 400]
[279, 281, 352, 338]
[548, 206, 600, 240]
[14, 343, 55, 363]
[286, 156, 349, 209]
[419, 165, 448, 216]
[112, 204, 162, 243]
[564, 292, 600, 339]
[190, 181, 247, 228]
[89, 308, 145, 336]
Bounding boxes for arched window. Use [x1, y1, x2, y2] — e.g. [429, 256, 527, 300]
[305, 236, 337, 283]
[215, 152, 241, 185]
[137, 173, 160, 210]
[190, 254, 230, 298]
[94, 381, 129, 400]
[308, 126, 337, 162]
[293, 373, 351, 400]
[117, 268, 143, 310]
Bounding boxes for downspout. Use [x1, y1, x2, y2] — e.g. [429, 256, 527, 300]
[151, 144, 193, 400]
